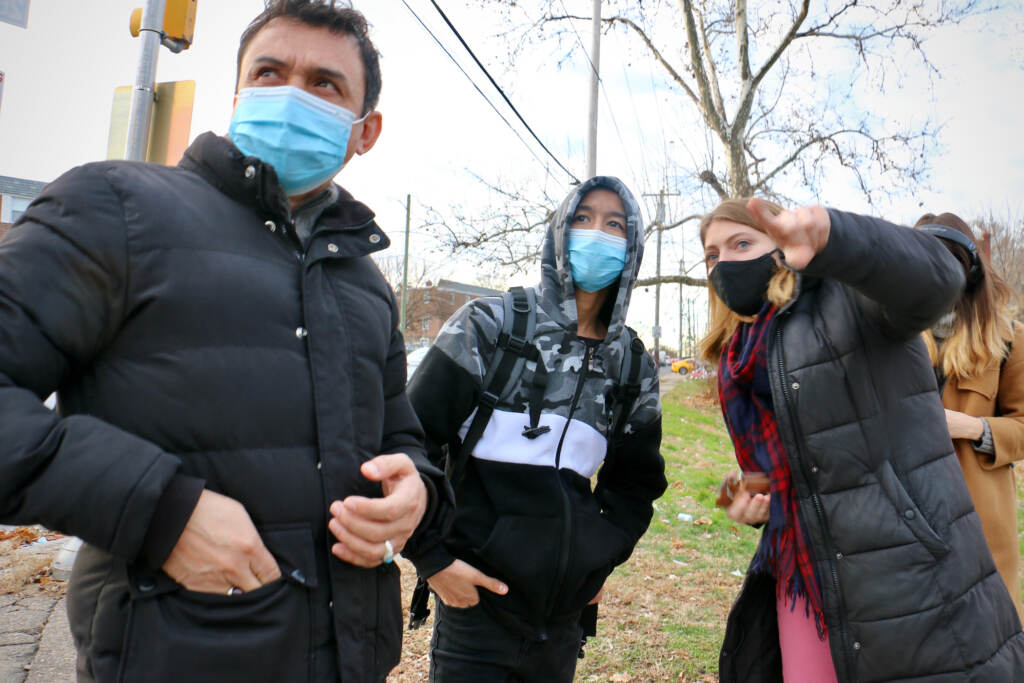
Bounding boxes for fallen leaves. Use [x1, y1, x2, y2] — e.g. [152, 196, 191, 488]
[0, 527, 64, 546]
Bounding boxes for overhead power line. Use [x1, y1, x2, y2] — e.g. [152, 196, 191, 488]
[398, 0, 557, 179]
[422, 0, 580, 184]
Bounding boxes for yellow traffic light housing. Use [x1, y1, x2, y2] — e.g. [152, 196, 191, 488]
[129, 8, 143, 38]
[163, 0, 197, 47]
[129, 0, 197, 51]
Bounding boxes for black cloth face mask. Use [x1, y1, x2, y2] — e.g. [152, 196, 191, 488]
[709, 250, 779, 316]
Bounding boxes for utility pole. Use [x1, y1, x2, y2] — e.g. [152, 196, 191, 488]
[400, 194, 411, 335]
[585, 0, 601, 179]
[687, 298, 694, 355]
[643, 188, 679, 367]
[679, 254, 684, 358]
[126, 0, 166, 161]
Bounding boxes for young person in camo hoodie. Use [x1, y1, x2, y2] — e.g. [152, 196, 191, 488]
[407, 177, 667, 682]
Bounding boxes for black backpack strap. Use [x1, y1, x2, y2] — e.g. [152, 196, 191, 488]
[609, 329, 646, 441]
[408, 578, 431, 629]
[447, 287, 538, 486]
[522, 353, 551, 439]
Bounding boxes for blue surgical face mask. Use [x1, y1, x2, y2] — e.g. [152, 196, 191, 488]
[228, 86, 367, 196]
[568, 228, 628, 292]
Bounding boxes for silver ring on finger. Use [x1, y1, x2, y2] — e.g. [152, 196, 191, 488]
[382, 539, 394, 564]
[227, 586, 244, 596]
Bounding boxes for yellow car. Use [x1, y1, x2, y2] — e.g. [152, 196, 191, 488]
[671, 357, 696, 374]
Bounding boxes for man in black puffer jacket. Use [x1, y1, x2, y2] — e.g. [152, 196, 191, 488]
[0, 3, 451, 681]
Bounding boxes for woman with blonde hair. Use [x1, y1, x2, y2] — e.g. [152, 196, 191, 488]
[700, 197, 1024, 682]
[915, 211, 1024, 622]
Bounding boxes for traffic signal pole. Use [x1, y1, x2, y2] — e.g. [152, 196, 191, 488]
[126, 0, 167, 161]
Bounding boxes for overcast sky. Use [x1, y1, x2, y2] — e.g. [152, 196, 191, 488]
[1, 1, 1022, 350]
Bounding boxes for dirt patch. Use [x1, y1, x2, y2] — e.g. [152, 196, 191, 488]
[680, 377, 719, 410]
[0, 527, 67, 596]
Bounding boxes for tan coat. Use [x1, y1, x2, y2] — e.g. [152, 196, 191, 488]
[941, 321, 1024, 623]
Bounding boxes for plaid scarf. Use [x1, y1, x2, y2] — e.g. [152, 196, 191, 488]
[718, 303, 826, 637]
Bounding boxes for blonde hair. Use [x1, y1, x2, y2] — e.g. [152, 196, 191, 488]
[697, 198, 796, 364]
[915, 212, 1015, 378]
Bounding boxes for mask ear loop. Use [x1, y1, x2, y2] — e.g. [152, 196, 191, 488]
[772, 247, 795, 272]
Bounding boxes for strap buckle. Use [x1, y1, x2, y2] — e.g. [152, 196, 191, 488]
[479, 390, 500, 408]
[498, 331, 528, 354]
[521, 425, 551, 439]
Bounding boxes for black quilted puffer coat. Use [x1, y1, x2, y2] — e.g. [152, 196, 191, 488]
[718, 209, 1024, 682]
[0, 133, 451, 682]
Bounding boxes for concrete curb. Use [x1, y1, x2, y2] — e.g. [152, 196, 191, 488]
[26, 598, 75, 682]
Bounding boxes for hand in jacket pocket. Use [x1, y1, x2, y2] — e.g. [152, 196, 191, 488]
[944, 408, 985, 441]
[162, 490, 281, 593]
[427, 559, 508, 608]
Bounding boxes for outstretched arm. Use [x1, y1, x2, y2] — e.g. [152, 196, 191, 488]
[748, 198, 965, 340]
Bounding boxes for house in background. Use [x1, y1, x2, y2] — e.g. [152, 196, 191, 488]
[403, 278, 503, 347]
[0, 174, 48, 226]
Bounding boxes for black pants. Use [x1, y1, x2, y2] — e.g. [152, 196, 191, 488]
[429, 600, 583, 683]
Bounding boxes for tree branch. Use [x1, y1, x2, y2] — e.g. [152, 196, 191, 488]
[678, 0, 730, 137]
[593, 15, 703, 112]
[699, 170, 729, 200]
[698, 9, 728, 123]
[735, 0, 751, 82]
[636, 274, 707, 288]
[736, 0, 810, 137]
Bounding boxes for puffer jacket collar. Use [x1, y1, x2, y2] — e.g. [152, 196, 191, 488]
[178, 132, 390, 254]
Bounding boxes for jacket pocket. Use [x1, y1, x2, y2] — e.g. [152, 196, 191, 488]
[877, 461, 950, 560]
[474, 515, 561, 622]
[118, 525, 317, 683]
[554, 512, 632, 617]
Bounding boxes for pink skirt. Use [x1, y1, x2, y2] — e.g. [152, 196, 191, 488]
[776, 591, 838, 683]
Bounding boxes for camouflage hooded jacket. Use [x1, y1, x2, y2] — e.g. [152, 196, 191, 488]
[407, 176, 666, 637]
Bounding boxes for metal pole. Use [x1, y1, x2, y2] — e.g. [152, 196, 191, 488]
[679, 255, 684, 358]
[585, 0, 601, 179]
[653, 189, 663, 366]
[688, 298, 694, 355]
[400, 194, 411, 336]
[126, 0, 166, 161]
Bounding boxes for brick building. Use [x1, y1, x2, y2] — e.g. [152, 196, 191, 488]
[402, 279, 503, 347]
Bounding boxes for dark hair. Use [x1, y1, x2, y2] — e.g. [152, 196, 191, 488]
[915, 212, 1015, 376]
[236, 0, 382, 115]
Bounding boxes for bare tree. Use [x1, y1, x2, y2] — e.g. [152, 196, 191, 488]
[975, 212, 1024, 319]
[423, 172, 702, 277]
[420, 173, 557, 274]
[373, 254, 437, 330]
[498, 0, 986, 203]
[427, 0, 989, 288]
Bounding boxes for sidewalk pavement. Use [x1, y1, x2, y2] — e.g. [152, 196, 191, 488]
[0, 530, 76, 682]
[0, 592, 73, 682]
